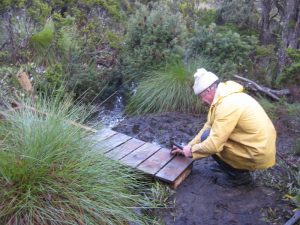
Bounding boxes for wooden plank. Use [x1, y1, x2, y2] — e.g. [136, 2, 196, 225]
[155, 156, 193, 183]
[170, 164, 193, 189]
[105, 138, 145, 160]
[121, 142, 161, 168]
[92, 128, 117, 141]
[94, 133, 131, 153]
[137, 148, 174, 175]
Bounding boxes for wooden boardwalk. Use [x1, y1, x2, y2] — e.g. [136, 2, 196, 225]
[92, 128, 194, 188]
[0, 104, 194, 189]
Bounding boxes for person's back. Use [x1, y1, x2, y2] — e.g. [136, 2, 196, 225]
[214, 84, 276, 170]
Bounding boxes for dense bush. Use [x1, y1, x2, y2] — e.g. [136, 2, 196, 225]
[177, 0, 216, 28]
[216, 0, 259, 30]
[0, 95, 158, 224]
[0, 66, 21, 100]
[0, 1, 124, 102]
[276, 48, 300, 87]
[121, 2, 187, 81]
[186, 23, 257, 78]
[126, 61, 204, 115]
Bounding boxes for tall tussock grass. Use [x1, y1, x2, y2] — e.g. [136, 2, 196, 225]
[126, 61, 204, 115]
[0, 96, 157, 224]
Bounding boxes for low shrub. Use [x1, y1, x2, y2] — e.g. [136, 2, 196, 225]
[186, 23, 257, 78]
[121, 2, 187, 81]
[0, 95, 159, 224]
[216, 0, 259, 30]
[276, 48, 300, 87]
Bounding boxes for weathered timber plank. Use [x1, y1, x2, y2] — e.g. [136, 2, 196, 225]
[105, 138, 145, 160]
[94, 133, 132, 153]
[170, 164, 193, 189]
[137, 148, 174, 175]
[155, 156, 193, 183]
[120, 142, 161, 168]
[92, 128, 117, 141]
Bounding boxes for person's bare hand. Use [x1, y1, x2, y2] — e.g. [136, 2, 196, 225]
[171, 145, 192, 158]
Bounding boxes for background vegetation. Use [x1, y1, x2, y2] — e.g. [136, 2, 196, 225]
[0, 0, 299, 222]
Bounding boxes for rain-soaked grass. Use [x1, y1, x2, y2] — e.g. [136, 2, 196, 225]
[126, 61, 205, 115]
[0, 94, 162, 224]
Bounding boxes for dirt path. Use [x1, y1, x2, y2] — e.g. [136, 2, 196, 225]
[113, 112, 295, 225]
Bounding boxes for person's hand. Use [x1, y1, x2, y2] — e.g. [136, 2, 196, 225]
[171, 145, 192, 158]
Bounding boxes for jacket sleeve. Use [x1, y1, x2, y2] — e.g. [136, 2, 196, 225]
[191, 99, 243, 159]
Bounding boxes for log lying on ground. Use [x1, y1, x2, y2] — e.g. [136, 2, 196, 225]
[234, 75, 290, 101]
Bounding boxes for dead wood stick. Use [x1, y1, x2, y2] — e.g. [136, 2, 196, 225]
[234, 75, 290, 101]
[284, 210, 300, 225]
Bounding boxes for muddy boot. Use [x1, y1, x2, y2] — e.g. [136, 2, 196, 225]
[216, 172, 253, 188]
[208, 163, 225, 173]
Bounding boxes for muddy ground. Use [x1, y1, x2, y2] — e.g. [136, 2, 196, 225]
[113, 112, 299, 225]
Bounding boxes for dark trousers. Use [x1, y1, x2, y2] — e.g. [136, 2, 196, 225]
[200, 129, 250, 178]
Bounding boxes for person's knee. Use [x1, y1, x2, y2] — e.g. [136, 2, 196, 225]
[200, 128, 210, 142]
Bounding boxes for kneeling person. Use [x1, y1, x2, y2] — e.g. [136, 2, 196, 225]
[171, 68, 277, 187]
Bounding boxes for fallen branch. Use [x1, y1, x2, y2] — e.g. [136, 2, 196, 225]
[234, 75, 290, 101]
[284, 210, 300, 225]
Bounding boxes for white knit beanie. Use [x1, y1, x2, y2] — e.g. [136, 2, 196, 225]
[193, 68, 219, 95]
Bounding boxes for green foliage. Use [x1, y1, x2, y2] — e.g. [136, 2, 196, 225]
[255, 44, 276, 58]
[27, 0, 51, 23]
[186, 23, 257, 78]
[216, 0, 259, 30]
[65, 51, 118, 102]
[248, 44, 277, 85]
[105, 30, 123, 50]
[197, 9, 217, 26]
[0, 0, 125, 103]
[177, 0, 216, 28]
[259, 98, 299, 117]
[122, 2, 187, 80]
[30, 19, 55, 65]
[126, 61, 204, 115]
[76, 0, 124, 21]
[34, 63, 65, 97]
[0, 95, 159, 224]
[277, 48, 300, 86]
[144, 181, 175, 208]
[0, 66, 26, 100]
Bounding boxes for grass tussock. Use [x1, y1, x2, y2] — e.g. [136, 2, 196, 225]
[126, 61, 204, 115]
[0, 95, 159, 225]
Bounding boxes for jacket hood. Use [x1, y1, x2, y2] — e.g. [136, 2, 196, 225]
[212, 81, 244, 105]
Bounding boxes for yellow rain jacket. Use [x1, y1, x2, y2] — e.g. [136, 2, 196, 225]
[189, 81, 276, 170]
